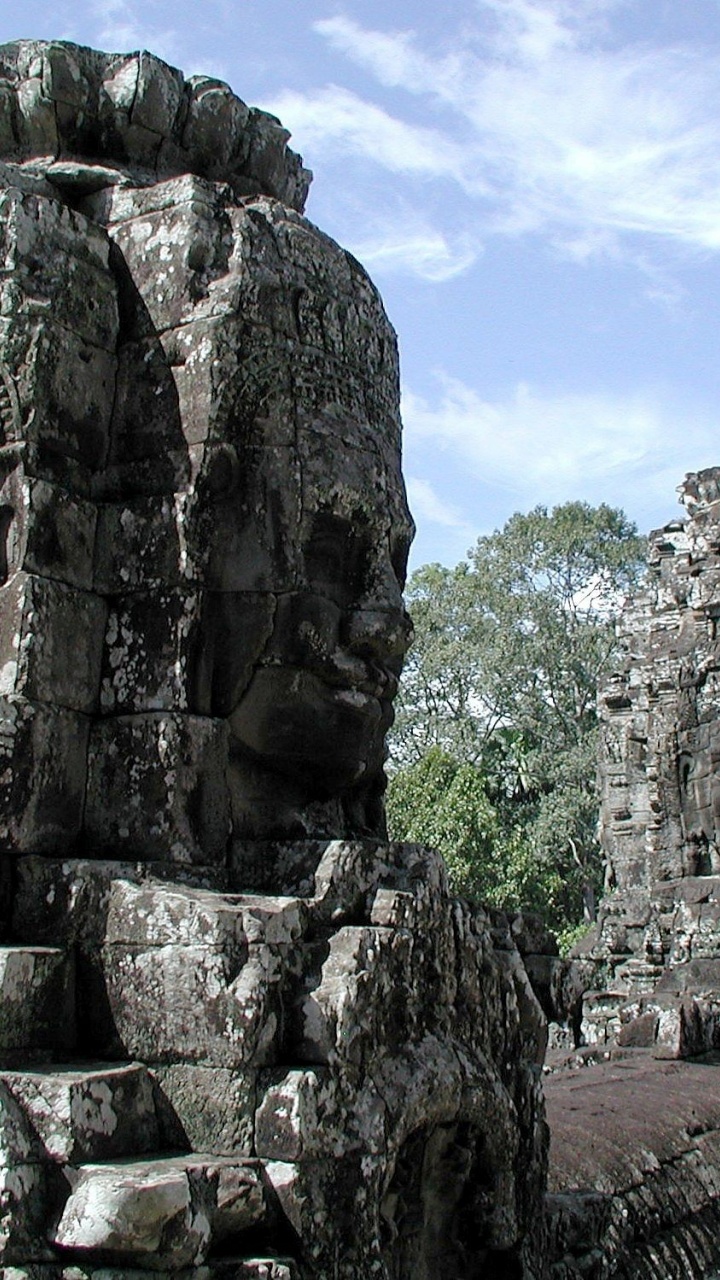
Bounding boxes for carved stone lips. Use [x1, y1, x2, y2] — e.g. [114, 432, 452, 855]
[323, 662, 397, 702]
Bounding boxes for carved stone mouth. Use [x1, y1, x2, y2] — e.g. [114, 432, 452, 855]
[320, 664, 397, 702]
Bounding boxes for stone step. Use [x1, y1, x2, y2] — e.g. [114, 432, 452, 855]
[0, 946, 74, 1064]
[96, 881, 304, 1069]
[53, 1154, 268, 1269]
[0, 1061, 159, 1163]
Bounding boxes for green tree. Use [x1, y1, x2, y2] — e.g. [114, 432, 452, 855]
[388, 501, 646, 930]
[386, 748, 564, 917]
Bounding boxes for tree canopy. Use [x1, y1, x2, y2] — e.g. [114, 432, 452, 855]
[388, 501, 647, 933]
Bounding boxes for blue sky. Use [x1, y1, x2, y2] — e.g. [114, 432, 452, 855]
[6, 0, 720, 568]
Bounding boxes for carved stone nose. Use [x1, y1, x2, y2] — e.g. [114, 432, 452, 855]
[345, 607, 413, 661]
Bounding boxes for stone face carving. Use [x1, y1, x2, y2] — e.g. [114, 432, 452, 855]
[0, 40, 413, 855]
[0, 40, 547, 1280]
[577, 467, 720, 1056]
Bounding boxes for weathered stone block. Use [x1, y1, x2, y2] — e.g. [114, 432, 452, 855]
[108, 192, 230, 332]
[197, 445, 302, 594]
[93, 498, 183, 593]
[0, 317, 116, 483]
[99, 588, 202, 714]
[153, 1064, 256, 1155]
[182, 78, 250, 175]
[11, 858, 144, 949]
[52, 1157, 215, 1269]
[104, 337, 187, 487]
[96, 882, 305, 1066]
[18, 478, 97, 591]
[52, 1153, 269, 1268]
[294, 925, 414, 1067]
[0, 697, 89, 853]
[194, 591, 276, 717]
[0, 189, 115, 346]
[0, 947, 74, 1063]
[84, 713, 229, 864]
[0, 1063, 159, 1162]
[100, 938, 284, 1068]
[0, 574, 105, 713]
[255, 1068, 386, 1162]
[654, 997, 707, 1059]
[0, 1079, 54, 1261]
[103, 879, 302, 947]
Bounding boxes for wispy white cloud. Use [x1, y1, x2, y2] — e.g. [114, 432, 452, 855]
[403, 373, 720, 515]
[262, 85, 468, 181]
[347, 221, 478, 283]
[90, 0, 181, 63]
[300, 5, 720, 263]
[405, 477, 473, 531]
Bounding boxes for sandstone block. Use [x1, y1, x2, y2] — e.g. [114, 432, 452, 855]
[182, 78, 250, 175]
[93, 498, 184, 593]
[52, 1154, 268, 1268]
[131, 52, 183, 137]
[17, 478, 97, 592]
[653, 997, 706, 1059]
[152, 1064, 256, 1155]
[52, 1157, 214, 1269]
[99, 588, 202, 714]
[0, 574, 106, 713]
[0, 1063, 159, 1162]
[84, 713, 229, 864]
[103, 880, 305, 949]
[0, 317, 116, 486]
[97, 885, 297, 1065]
[0, 1080, 53, 1261]
[294, 925, 414, 1067]
[109, 198, 231, 332]
[255, 1067, 385, 1162]
[100, 938, 284, 1068]
[0, 947, 74, 1063]
[11, 858, 145, 950]
[0, 697, 89, 853]
[102, 337, 187, 497]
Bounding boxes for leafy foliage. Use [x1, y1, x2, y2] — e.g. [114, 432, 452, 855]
[386, 748, 563, 915]
[388, 502, 647, 931]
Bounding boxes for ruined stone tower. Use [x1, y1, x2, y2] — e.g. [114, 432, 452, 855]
[582, 467, 720, 1055]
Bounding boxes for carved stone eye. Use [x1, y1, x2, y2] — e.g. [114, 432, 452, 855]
[304, 512, 369, 608]
[204, 443, 241, 497]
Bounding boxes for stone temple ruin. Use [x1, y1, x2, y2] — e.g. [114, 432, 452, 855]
[541, 467, 720, 1278]
[585, 466, 720, 1057]
[0, 40, 549, 1280]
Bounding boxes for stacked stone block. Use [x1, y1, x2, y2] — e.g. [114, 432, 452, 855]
[578, 469, 720, 1058]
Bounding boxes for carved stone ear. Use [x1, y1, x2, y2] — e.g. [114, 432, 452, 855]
[203, 443, 241, 498]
